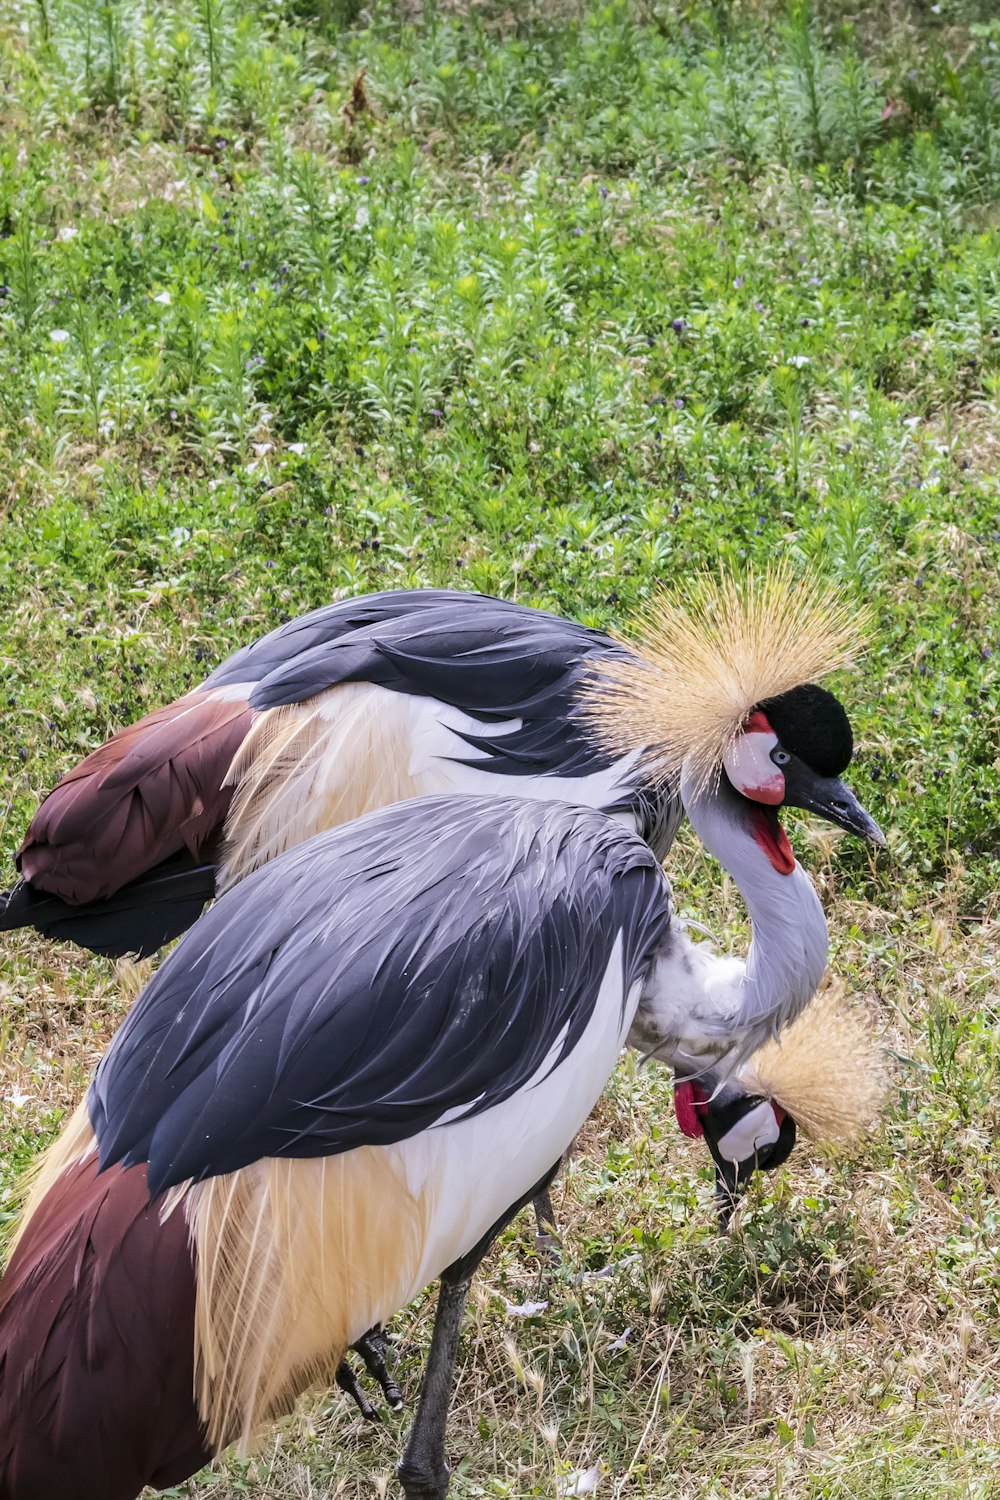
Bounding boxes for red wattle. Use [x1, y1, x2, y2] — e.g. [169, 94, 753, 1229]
[751, 807, 796, 876]
[674, 1081, 709, 1138]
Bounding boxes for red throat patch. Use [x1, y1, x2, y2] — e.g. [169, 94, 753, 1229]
[674, 1080, 709, 1138]
[751, 806, 796, 876]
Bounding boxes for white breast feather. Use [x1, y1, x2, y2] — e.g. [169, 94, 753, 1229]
[628, 922, 751, 1081]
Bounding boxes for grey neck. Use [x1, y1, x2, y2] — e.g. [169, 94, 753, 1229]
[681, 765, 829, 1053]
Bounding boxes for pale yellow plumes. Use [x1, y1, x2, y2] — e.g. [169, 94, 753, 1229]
[741, 979, 887, 1143]
[220, 683, 426, 890]
[4, 1097, 97, 1257]
[179, 1148, 432, 1452]
[580, 564, 867, 793]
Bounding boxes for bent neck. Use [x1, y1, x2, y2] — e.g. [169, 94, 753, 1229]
[681, 766, 829, 1044]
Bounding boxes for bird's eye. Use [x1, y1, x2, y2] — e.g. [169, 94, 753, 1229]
[771, 748, 791, 766]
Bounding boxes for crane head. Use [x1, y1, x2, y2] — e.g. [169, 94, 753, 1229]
[721, 682, 884, 873]
[672, 980, 885, 1231]
[674, 1080, 796, 1230]
[580, 565, 883, 856]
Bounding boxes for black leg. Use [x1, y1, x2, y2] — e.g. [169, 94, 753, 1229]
[336, 1324, 405, 1420]
[396, 1269, 472, 1500]
[396, 1161, 563, 1500]
[532, 1186, 561, 1261]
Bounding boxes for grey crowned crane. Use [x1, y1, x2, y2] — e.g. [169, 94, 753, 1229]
[1, 580, 880, 960]
[0, 784, 879, 1500]
[0, 572, 884, 1422]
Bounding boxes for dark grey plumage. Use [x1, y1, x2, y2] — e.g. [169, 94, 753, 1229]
[90, 796, 671, 1196]
[210, 589, 634, 781]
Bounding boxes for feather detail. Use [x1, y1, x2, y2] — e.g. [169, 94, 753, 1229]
[578, 564, 867, 795]
[0, 1157, 208, 1500]
[739, 979, 887, 1142]
[219, 683, 427, 891]
[17, 689, 253, 904]
[180, 1149, 430, 1451]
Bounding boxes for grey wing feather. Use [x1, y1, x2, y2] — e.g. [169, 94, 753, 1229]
[208, 587, 680, 848]
[89, 796, 670, 1196]
[204, 589, 490, 691]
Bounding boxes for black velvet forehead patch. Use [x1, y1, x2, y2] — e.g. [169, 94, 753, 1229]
[757, 682, 853, 778]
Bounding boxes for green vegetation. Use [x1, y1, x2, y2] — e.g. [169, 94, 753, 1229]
[1, 1, 999, 1495]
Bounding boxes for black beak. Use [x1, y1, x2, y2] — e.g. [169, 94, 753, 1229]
[782, 765, 885, 847]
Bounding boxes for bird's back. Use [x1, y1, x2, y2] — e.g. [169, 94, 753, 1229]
[5, 590, 679, 956]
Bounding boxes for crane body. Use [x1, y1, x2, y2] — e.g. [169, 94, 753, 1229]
[0, 793, 725, 1500]
[2, 590, 680, 956]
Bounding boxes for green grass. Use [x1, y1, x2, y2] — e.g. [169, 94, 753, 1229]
[1, 0, 1000, 1495]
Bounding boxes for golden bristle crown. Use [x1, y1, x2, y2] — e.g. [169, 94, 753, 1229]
[740, 980, 887, 1143]
[580, 564, 867, 793]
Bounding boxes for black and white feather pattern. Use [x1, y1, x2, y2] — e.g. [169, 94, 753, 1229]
[90, 796, 671, 1196]
[208, 589, 679, 848]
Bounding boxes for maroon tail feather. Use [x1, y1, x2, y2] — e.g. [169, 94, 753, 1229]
[17, 689, 253, 905]
[0, 1158, 212, 1500]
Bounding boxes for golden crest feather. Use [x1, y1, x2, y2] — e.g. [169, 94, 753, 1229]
[741, 980, 887, 1143]
[580, 564, 867, 793]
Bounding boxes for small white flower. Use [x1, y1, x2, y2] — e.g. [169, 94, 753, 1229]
[253, 442, 273, 457]
[152, 290, 172, 305]
[50, 328, 70, 343]
[6, 1088, 30, 1111]
[788, 354, 810, 368]
[170, 527, 191, 546]
[287, 442, 306, 456]
[57, 226, 78, 242]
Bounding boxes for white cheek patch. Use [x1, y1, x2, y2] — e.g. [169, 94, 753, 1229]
[723, 728, 785, 806]
[715, 1100, 781, 1164]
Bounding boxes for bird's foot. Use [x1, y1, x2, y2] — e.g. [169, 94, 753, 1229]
[354, 1324, 404, 1410]
[336, 1324, 403, 1420]
[336, 1358, 381, 1422]
[396, 1454, 450, 1500]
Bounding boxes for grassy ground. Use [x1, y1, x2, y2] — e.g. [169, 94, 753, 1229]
[2, 0, 1000, 1495]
